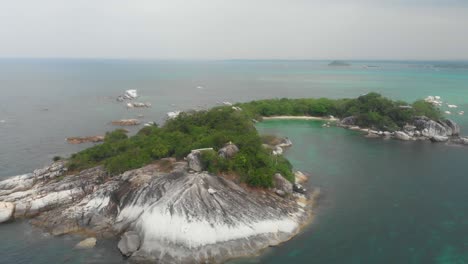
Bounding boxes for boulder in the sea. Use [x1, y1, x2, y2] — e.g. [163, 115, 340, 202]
[66, 136, 104, 144]
[125, 89, 138, 99]
[293, 183, 307, 194]
[272, 146, 283, 156]
[0, 202, 14, 223]
[430, 136, 449, 142]
[127, 102, 151, 108]
[218, 143, 239, 159]
[75, 237, 97, 249]
[111, 119, 141, 126]
[118, 231, 141, 257]
[274, 173, 293, 195]
[394, 131, 411, 141]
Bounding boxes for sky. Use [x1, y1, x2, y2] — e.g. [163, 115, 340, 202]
[0, 0, 467, 60]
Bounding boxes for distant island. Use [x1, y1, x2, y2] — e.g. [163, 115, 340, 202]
[328, 60, 351, 66]
[0, 93, 466, 263]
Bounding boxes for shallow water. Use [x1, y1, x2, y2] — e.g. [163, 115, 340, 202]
[0, 59, 467, 263]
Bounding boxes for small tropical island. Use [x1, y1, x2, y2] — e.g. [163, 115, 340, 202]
[0, 93, 466, 263]
[328, 60, 351, 66]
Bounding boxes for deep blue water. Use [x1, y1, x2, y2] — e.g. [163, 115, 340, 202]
[0, 59, 467, 263]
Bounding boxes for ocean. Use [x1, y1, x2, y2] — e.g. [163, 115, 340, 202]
[0, 59, 467, 263]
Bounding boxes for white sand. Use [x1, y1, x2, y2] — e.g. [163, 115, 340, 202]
[262, 116, 338, 121]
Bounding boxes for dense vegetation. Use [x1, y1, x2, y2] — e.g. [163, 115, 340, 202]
[68, 107, 294, 187]
[67, 93, 441, 187]
[238, 93, 441, 131]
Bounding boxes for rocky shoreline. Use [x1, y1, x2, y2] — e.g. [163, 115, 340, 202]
[0, 142, 316, 263]
[337, 115, 467, 145]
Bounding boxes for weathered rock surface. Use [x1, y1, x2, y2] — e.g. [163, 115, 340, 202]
[413, 116, 459, 138]
[0, 202, 14, 223]
[118, 231, 141, 257]
[0, 161, 313, 264]
[66, 136, 104, 144]
[342, 116, 466, 145]
[394, 131, 411, 141]
[340, 116, 357, 126]
[274, 173, 293, 195]
[186, 149, 207, 172]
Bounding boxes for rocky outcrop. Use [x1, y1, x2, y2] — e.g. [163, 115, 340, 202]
[274, 173, 293, 196]
[218, 143, 239, 159]
[66, 136, 104, 144]
[0, 161, 314, 263]
[342, 116, 465, 145]
[186, 149, 214, 172]
[118, 231, 141, 257]
[111, 119, 141, 126]
[340, 116, 357, 126]
[413, 116, 459, 138]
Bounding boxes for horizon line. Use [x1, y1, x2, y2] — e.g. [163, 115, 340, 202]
[0, 57, 468, 62]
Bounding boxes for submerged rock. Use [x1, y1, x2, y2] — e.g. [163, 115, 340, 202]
[118, 231, 141, 257]
[75, 237, 97, 249]
[430, 135, 449, 142]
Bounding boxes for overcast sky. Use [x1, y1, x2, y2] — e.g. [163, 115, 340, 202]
[1, 0, 467, 60]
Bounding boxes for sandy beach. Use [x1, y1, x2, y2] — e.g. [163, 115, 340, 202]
[262, 116, 339, 121]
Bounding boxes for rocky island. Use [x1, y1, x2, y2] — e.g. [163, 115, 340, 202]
[238, 93, 467, 145]
[0, 106, 315, 263]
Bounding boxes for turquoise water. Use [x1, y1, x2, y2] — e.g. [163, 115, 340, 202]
[252, 120, 468, 264]
[0, 60, 467, 263]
